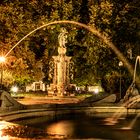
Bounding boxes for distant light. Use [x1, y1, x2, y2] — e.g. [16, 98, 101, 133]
[0, 56, 6, 63]
[11, 86, 18, 93]
[94, 88, 99, 94]
[119, 61, 123, 67]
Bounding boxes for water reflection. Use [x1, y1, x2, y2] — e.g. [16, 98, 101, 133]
[0, 116, 140, 140]
[46, 120, 74, 138]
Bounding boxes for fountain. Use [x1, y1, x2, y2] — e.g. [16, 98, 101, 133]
[0, 20, 134, 111]
[5, 20, 134, 78]
[48, 28, 72, 96]
[123, 56, 140, 108]
[1, 20, 140, 139]
[120, 56, 140, 130]
[104, 56, 140, 130]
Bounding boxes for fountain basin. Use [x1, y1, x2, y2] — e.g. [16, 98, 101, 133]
[0, 91, 140, 121]
[1, 106, 139, 122]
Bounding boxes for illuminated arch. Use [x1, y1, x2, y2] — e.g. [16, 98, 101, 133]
[5, 20, 133, 77]
[133, 56, 140, 83]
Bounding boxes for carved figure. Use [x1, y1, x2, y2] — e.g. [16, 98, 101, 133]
[58, 28, 68, 48]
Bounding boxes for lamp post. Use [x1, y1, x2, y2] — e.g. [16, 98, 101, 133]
[119, 61, 123, 100]
[0, 56, 6, 90]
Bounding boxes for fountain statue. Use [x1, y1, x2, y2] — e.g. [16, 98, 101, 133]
[48, 28, 72, 96]
[123, 56, 140, 107]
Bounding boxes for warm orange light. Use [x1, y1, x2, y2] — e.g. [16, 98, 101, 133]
[0, 56, 6, 63]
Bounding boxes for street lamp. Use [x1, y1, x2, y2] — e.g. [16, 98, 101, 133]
[119, 61, 123, 100]
[0, 56, 6, 90]
[11, 86, 18, 93]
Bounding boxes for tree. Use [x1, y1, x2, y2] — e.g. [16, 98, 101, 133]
[0, 0, 139, 92]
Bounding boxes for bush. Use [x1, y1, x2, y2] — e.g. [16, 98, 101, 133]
[101, 72, 119, 94]
[101, 71, 132, 98]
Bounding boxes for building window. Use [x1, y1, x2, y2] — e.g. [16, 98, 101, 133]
[35, 83, 40, 90]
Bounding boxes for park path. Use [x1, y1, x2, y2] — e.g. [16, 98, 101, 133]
[17, 96, 82, 105]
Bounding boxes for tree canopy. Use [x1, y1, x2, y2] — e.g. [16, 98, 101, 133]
[0, 0, 139, 92]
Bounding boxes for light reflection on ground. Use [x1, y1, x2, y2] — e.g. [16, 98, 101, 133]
[17, 97, 80, 105]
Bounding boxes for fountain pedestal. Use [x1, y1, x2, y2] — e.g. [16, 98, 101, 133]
[48, 28, 72, 96]
[52, 48, 71, 96]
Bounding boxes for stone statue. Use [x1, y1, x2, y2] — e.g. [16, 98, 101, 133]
[123, 82, 139, 102]
[48, 27, 72, 96]
[58, 28, 68, 48]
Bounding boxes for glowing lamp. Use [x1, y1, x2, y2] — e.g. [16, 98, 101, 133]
[11, 86, 18, 93]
